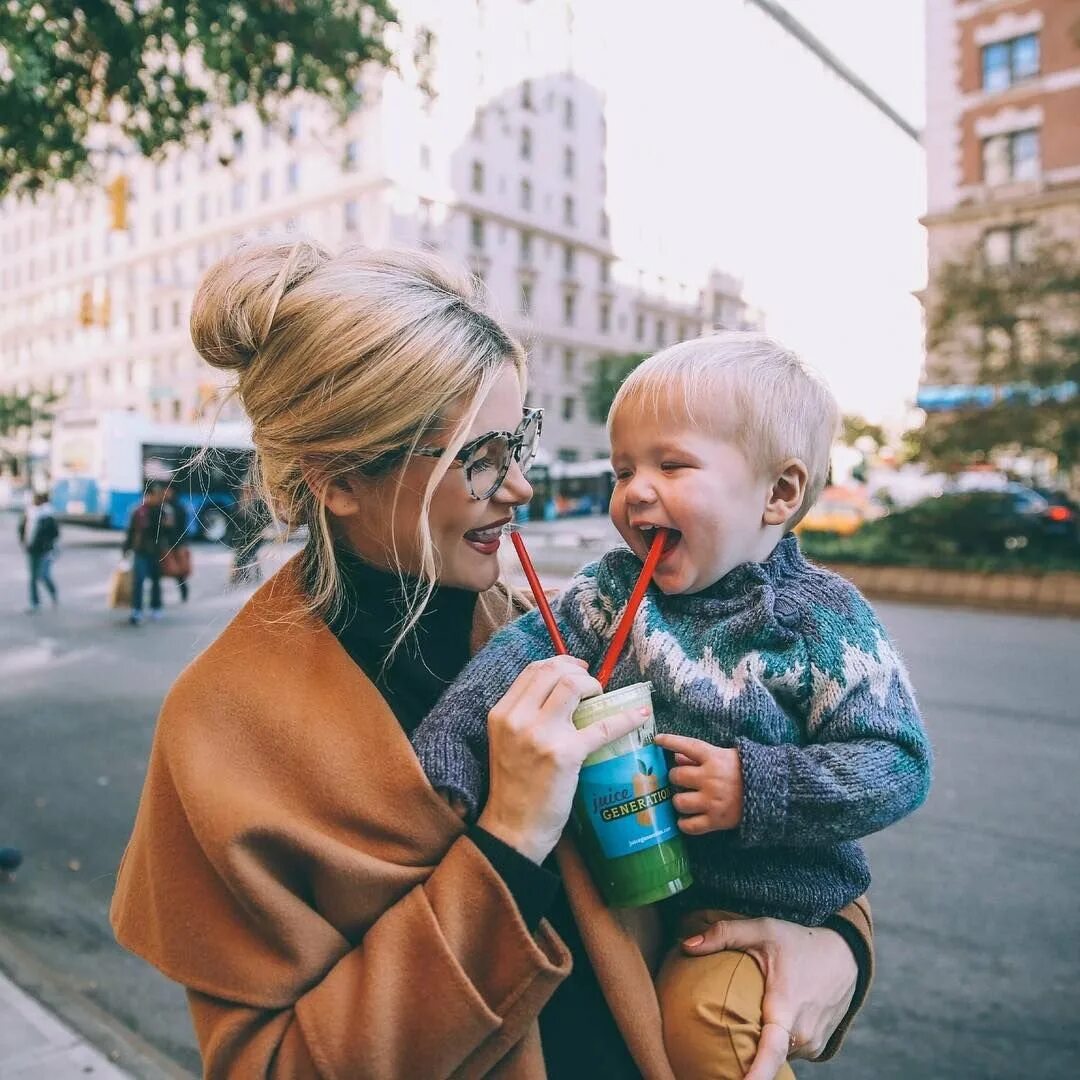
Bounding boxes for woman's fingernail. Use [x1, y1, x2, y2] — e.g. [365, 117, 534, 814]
[683, 935, 704, 948]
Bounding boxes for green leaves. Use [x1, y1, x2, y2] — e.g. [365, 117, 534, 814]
[583, 353, 650, 425]
[0, 1, 398, 197]
[924, 238, 1080, 472]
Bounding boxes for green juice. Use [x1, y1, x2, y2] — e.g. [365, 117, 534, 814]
[571, 682, 692, 908]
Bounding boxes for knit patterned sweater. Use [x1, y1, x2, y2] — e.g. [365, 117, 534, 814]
[412, 536, 932, 925]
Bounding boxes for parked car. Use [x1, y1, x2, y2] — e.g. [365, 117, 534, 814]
[795, 486, 871, 537]
[871, 484, 1079, 558]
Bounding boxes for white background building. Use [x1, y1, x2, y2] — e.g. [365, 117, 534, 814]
[0, 0, 757, 464]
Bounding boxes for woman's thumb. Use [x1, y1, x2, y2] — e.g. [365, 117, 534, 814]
[682, 917, 767, 955]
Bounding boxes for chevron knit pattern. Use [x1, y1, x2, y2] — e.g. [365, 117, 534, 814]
[411, 535, 932, 925]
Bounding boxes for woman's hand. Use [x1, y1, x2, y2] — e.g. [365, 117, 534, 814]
[681, 916, 858, 1079]
[477, 656, 645, 865]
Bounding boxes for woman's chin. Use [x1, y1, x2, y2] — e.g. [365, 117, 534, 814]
[442, 550, 501, 593]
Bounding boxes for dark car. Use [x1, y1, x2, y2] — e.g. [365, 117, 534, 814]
[946, 484, 1079, 554]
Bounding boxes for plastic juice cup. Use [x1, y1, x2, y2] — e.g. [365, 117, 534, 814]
[570, 682, 693, 907]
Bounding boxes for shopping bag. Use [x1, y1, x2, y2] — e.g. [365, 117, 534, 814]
[108, 563, 133, 609]
[160, 546, 192, 579]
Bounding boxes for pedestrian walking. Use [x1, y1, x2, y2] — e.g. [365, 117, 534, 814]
[18, 492, 59, 614]
[121, 481, 176, 625]
[111, 239, 870, 1078]
[163, 486, 192, 602]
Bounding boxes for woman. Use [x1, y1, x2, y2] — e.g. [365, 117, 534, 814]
[111, 240, 871, 1079]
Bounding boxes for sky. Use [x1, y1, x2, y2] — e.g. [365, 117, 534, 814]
[571, 0, 928, 428]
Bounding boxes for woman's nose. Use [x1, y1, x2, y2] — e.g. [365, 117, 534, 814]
[494, 458, 534, 506]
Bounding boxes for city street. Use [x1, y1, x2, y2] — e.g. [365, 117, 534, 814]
[1, 520, 1079, 1078]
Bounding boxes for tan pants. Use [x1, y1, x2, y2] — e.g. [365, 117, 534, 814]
[655, 910, 796, 1080]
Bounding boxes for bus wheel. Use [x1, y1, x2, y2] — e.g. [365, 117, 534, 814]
[200, 508, 229, 543]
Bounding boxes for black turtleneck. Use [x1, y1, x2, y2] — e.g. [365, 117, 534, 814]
[324, 548, 641, 1079]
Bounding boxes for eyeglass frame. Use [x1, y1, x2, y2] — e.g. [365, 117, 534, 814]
[410, 406, 544, 500]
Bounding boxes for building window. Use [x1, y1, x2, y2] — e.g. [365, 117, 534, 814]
[519, 229, 533, 264]
[600, 258, 611, 285]
[420, 144, 432, 170]
[470, 215, 485, 249]
[655, 319, 666, 347]
[172, 300, 181, 328]
[983, 223, 1035, 266]
[563, 195, 574, 226]
[981, 33, 1039, 92]
[471, 160, 484, 193]
[563, 291, 575, 326]
[345, 140, 360, 170]
[173, 204, 183, 230]
[562, 396, 576, 422]
[520, 126, 532, 160]
[563, 349, 575, 377]
[260, 170, 271, 201]
[562, 244, 575, 274]
[152, 211, 162, 238]
[344, 200, 359, 233]
[563, 146, 574, 178]
[233, 129, 245, 158]
[982, 128, 1040, 185]
[520, 282, 532, 315]
[600, 211, 609, 238]
[521, 80, 533, 110]
[197, 193, 208, 222]
[520, 178, 532, 210]
[564, 98, 574, 130]
[287, 161, 300, 192]
[151, 306, 160, 332]
[599, 301, 611, 333]
[635, 311, 645, 341]
[287, 108, 302, 142]
[231, 180, 245, 212]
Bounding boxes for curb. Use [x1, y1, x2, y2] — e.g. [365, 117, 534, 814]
[0, 927, 196, 1080]
[823, 562, 1080, 618]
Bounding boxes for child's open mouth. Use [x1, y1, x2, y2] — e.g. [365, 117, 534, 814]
[638, 525, 682, 559]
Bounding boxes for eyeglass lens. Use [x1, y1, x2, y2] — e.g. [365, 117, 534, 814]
[464, 413, 541, 499]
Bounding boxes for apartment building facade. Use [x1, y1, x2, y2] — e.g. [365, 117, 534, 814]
[921, 0, 1080, 392]
[0, 0, 756, 465]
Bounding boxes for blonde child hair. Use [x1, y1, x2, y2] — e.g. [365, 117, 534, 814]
[190, 237, 526, 645]
[609, 331, 840, 528]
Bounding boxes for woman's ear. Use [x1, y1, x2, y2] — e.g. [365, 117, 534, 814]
[301, 467, 368, 519]
[763, 459, 809, 527]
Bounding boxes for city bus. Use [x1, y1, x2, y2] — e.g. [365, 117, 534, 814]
[49, 410, 254, 541]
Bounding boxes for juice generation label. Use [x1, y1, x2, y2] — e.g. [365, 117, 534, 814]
[577, 744, 679, 859]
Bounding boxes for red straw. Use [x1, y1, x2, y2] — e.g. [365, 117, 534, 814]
[510, 529, 569, 655]
[595, 529, 668, 689]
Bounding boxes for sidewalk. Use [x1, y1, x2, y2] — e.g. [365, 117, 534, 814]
[0, 969, 131, 1078]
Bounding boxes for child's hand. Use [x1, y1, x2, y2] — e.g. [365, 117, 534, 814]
[655, 734, 744, 834]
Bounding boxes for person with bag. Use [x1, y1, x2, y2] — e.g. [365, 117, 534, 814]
[121, 481, 176, 626]
[162, 486, 193, 602]
[111, 240, 872, 1079]
[18, 491, 60, 614]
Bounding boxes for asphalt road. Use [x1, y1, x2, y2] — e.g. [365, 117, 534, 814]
[1, 520, 1078, 1078]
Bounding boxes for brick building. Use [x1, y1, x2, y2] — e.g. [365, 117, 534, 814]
[921, 0, 1080, 389]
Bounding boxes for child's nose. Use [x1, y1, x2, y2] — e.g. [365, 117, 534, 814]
[625, 476, 658, 505]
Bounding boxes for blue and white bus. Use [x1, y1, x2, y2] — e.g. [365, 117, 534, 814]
[50, 411, 254, 541]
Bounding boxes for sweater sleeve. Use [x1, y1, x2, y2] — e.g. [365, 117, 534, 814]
[411, 569, 606, 819]
[183, 833, 571, 1079]
[737, 577, 932, 848]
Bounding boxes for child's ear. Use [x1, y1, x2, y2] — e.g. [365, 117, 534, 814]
[763, 459, 809, 527]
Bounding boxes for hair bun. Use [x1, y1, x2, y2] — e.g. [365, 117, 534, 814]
[190, 237, 329, 372]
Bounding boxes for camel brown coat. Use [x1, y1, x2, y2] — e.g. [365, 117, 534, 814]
[111, 557, 873, 1078]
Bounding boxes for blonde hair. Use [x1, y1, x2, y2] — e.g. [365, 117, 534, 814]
[190, 237, 525, 645]
[609, 331, 840, 528]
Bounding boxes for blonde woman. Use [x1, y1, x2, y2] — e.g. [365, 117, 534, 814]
[111, 239, 872, 1079]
